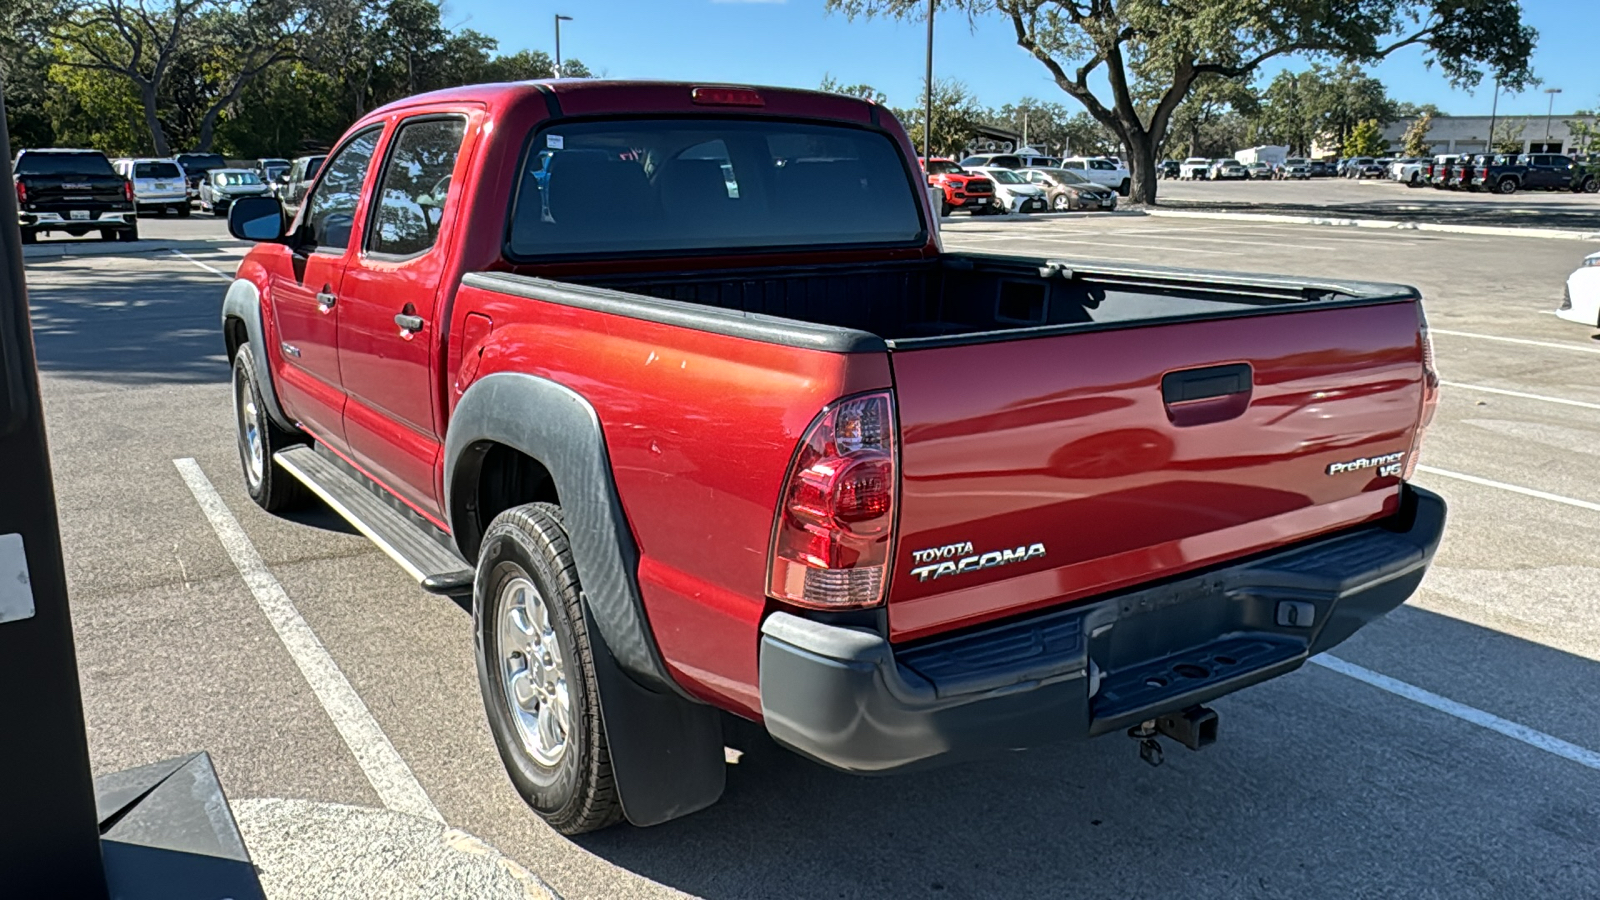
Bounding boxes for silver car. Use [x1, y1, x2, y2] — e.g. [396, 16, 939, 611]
[198, 168, 274, 216]
[112, 157, 190, 217]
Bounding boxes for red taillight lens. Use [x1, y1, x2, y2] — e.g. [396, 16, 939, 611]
[123, 180, 134, 202]
[692, 87, 764, 107]
[768, 391, 897, 609]
[1478, 168, 1488, 180]
[1425, 165, 1433, 177]
[15, 181, 26, 204]
[1404, 305, 1440, 481]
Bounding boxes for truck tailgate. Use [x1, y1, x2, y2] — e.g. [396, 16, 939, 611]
[886, 300, 1423, 641]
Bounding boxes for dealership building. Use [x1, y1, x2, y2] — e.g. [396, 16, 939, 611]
[1376, 114, 1589, 155]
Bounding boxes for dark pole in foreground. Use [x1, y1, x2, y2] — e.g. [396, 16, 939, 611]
[0, 78, 110, 898]
[922, 0, 934, 162]
[1487, 78, 1500, 155]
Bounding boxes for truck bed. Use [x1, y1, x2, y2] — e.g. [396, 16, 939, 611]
[550, 252, 1417, 346]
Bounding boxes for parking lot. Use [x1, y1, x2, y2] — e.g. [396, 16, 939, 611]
[27, 211, 1600, 898]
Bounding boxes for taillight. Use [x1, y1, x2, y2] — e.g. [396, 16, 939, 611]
[1478, 168, 1488, 180]
[1404, 305, 1440, 480]
[1424, 165, 1433, 177]
[768, 391, 897, 609]
[123, 180, 134, 202]
[15, 181, 25, 205]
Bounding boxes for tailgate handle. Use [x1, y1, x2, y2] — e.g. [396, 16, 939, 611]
[1162, 364, 1252, 404]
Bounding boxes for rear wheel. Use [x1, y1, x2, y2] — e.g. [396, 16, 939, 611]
[475, 503, 622, 835]
[177, 203, 191, 218]
[1497, 177, 1518, 194]
[231, 344, 307, 512]
[1584, 178, 1599, 194]
[19, 228, 36, 245]
[1118, 178, 1131, 196]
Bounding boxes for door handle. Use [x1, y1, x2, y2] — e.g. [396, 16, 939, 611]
[316, 291, 337, 312]
[1161, 363, 1252, 404]
[394, 313, 425, 334]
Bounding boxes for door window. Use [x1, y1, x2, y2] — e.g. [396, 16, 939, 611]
[303, 127, 382, 252]
[367, 117, 467, 257]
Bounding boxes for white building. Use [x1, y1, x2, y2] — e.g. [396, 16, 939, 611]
[1376, 114, 1590, 156]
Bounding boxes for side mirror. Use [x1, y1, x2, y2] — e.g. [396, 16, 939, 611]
[228, 195, 285, 242]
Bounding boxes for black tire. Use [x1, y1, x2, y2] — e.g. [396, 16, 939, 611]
[177, 203, 191, 218]
[1497, 177, 1518, 194]
[98, 228, 116, 242]
[231, 344, 307, 512]
[1117, 178, 1131, 196]
[19, 228, 35, 245]
[1584, 178, 1599, 194]
[939, 199, 951, 217]
[475, 503, 623, 836]
[117, 223, 139, 243]
[1052, 193, 1070, 211]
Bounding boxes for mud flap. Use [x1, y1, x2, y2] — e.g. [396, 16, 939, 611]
[585, 604, 725, 827]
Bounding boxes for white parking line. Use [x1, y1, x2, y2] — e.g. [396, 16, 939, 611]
[173, 458, 444, 823]
[1441, 380, 1600, 411]
[1312, 654, 1600, 772]
[1430, 328, 1600, 355]
[170, 249, 232, 279]
[1416, 464, 1600, 513]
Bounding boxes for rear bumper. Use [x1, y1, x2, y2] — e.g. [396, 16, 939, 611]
[20, 210, 135, 229]
[759, 484, 1446, 774]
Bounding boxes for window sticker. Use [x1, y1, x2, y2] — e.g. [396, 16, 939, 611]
[546, 134, 564, 150]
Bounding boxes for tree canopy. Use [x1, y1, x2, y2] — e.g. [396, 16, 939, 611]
[828, 0, 1537, 203]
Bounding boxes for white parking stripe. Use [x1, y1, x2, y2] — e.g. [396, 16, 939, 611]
[170, 249, 231, 279]
[1416, 464, 1600, 513]
[1312, 654, 1600, 772]
[173, 458, 444, 823]
[1441, 380, 1600, 411]
[1430, 328, 1600, 355]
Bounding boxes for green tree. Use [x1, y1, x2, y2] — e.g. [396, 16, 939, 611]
[828, 0, 1535, 204]
[1491, 118, 1526, 153]
[893, 77, 985, 158]
[984, 99, 1115, 155]
[1401, 112, 1434, 157]
[1343, 119, 1387, 156]
[819, 74, 887, 104]
[1167, 76, 1258, 159]
[1564, 100, 1599, 156]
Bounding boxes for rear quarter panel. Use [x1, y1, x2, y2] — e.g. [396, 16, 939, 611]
[455, 283, 890, 717]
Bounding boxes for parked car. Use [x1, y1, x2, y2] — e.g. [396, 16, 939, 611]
[968, 166, 1049, 213]
[1424, 154, 1459, 188]
[173, 151, 227, 201]
[1446, 154, 1485, 191]
[1556, 251, 1600, 327]
[13, 148, 138, 244]
[220, 79, 1444, 835]
[111, 157, 190, 217]
[1019, 166, 1118, 211]
[958, 153, 1023, 170]
[1344, 157, 1383, 179]
[198, 168, 274, 216]
[1209, 159, 1249, 180]
[1179, 157, 1212, 180]
[1244, 161, 1273, 180]
[1388, 158, 1428, 187]
[1276, 158, 1311, 180]
[254, 157, 290, 186]
[276, 154, 325, 216]
[1013, 150, 1061, 168]
[1157, 159, 1181, 179]
[1475, 153, 1576, 194]
[1566, 154, 1600, 193]
[921, 157, 995, 216]
[1308, 159, 1335, 177]
[1059, 156, 1131, 195]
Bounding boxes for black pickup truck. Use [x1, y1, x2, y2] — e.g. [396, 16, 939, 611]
[1479, 153, 1577, 194]
[13, 148, 138, 243]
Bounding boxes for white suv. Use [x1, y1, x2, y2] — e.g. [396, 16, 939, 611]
[1059, 156, 1131, 195]
[112, 157, 190, 217]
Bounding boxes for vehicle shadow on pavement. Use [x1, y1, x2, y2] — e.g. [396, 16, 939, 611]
[24, 261, 230, 385]
[573, 605, 1600, 900]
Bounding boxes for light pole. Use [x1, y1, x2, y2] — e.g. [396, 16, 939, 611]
[1486, 77, 1500, 154]
[554, 14, 573, 78]
[922, 0, 934, 162]
[1545, 87, 1563, 149]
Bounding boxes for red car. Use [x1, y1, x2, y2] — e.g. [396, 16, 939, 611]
[221, 79, 1445, 834]
[921, 157, 995, 215]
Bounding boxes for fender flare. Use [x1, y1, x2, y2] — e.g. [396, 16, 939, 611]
[221, 278, 296, 432]
[444, 371, 725, 825]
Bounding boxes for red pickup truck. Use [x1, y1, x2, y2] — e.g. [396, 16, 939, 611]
[920, 157, 996, 216]
[220, 80, 1445, 834]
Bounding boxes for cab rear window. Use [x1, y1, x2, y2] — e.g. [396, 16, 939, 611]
[135, 162, 182, 179]
[507, 118, 924, 258]
[16, 152, 115, 176]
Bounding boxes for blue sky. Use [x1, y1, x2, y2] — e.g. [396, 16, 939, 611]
[450, 0, 1595, 118]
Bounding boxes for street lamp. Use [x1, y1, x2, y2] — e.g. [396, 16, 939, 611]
[922, 0, 933, 163]
[554, 14, 573, 78]
[1487, 77, 1500, 154]
[1545, 87, 1563, 147]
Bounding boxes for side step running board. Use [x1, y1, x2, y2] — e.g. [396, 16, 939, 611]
[274, 446, 474, 595]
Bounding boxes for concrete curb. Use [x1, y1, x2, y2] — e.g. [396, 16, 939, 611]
[1141, 208, 1600, 242]
[22, 238, 241, 260]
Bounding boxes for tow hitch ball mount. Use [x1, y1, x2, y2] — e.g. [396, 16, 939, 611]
[1127, 706, 1219, 767]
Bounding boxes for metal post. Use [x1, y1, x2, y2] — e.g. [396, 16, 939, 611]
[1487, 78, 1500, 154]
[0, 76, 109, 899]
[1545, 87, 1563, 147]
[922, 0, 934, 162]
[554, 14, 573, 78]
[1022, 108, 1029, 150]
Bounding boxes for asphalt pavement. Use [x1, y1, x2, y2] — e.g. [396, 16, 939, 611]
[26, 212, 1600, 899]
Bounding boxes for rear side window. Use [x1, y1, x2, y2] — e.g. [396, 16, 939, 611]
[16, 152, 115, 176]
[135, 162, 182, 179]
[369, 116, 467, 257]
[507, 118, 923, 258]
